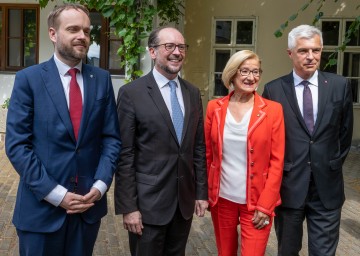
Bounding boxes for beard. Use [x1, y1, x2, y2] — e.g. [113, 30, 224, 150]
[56, 39, 89, 64]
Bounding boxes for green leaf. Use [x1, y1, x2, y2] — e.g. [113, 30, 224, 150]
[274, 30, 283, 38]
[289, 13, 298, 21]
[301, 3, 310, 11]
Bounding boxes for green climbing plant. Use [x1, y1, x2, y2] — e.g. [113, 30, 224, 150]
[274, 0, 360, 68]
[38, 0, 184, 82]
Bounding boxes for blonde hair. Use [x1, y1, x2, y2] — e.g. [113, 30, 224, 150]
[222, 50, 261, 89]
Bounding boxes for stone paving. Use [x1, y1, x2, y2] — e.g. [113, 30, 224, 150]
[0, 141, 359, 255]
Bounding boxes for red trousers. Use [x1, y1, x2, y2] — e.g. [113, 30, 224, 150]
[211, 197, 272, 256]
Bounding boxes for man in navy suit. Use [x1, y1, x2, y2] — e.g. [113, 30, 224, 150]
[5, 3, 121, 255]
[114, 27, 208, 255]
[263, 25, 353, 256]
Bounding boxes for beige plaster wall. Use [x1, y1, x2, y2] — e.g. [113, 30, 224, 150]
[182, 0, 360, 140]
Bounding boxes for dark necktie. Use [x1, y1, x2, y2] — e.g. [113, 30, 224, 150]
[68, 68, 82, 140]
[169, 80, 184, 143]
[301, 80, 314, 134]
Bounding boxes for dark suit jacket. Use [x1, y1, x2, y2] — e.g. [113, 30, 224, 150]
[262, 71, 353, 210]
[114, 71, 208, 225]
[5, 57, 121, 232]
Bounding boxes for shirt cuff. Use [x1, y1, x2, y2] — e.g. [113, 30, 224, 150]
[44, 185, 68, 207]
[93, 180, 108, 199]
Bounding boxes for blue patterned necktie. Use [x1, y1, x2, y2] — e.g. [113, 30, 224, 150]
[301, 80, 314, 134]
[169, 80, 184, 143]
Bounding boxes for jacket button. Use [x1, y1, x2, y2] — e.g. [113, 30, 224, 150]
[250, 174, 254, 179]
[257, 114, 260, 117]
[250, 148, 254, 153]
[251, 161, 254, 166]
[310, 141, 314, 144]
[307, 161, 311, 165]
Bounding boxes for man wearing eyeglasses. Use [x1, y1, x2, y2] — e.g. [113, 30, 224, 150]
[114, 26, 208, 255]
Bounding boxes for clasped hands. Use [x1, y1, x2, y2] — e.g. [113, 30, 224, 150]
[60, 187, 101, 214]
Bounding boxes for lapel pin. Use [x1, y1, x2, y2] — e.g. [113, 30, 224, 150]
[90, 74, 94, 78]
[325, 80, 328, 84]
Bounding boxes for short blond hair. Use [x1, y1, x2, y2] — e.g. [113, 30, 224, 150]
[222, 50, 261, 89]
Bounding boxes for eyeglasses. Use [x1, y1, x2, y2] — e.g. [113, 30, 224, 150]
[152, 43, 189, 53]
[238, 69, 262, 77]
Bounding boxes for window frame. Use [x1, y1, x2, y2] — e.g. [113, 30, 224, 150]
[320, 18, 360, 105]
[209, 17, 257, 99]
[88, 10, 124, 76]
[0, 4, 39, 72]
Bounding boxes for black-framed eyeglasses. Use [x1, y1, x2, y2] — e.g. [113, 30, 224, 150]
[152, 43, 189, 53]
[238, 69, 262, 77]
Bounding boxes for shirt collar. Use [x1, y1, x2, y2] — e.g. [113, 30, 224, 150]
[53, 53, 82, 76]
[152, 68, 180, 89]
[293, 70, 318, 87]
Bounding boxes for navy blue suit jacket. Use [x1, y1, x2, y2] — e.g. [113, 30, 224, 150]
[5, 57, 121, 232]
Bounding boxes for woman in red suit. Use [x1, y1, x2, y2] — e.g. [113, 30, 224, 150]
[205, 50, 285, 256]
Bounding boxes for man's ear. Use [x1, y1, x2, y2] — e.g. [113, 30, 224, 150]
[49, 27, 57, 44]
[287, 49, 292, 59]
[149, 47, 157, 60]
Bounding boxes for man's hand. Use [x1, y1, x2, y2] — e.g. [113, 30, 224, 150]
[83, 187, 101, 203]
[60, 192, 94, 214]
[195, 200, 209, 217]
[123, 211, 144, 235]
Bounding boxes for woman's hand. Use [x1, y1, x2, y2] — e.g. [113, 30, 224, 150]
[252, 210, 270, 229]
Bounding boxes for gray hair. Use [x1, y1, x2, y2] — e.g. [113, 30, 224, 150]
[288, 25, 323, 50]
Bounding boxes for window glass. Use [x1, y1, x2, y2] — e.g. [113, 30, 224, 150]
[320, 52, 337, 73]
[9, 9, 21, 37]
[108, 40, 121, 69]
[236, 21, 253, 44]
[346, 21, 360, 46]
[24, 9, 36, 67]
[322, 21, 340, 45]
[214, 50, 231, 96]
[216, 21, 231, 44]
[8, 39, 20, 66]
[88, 12, 102, 67]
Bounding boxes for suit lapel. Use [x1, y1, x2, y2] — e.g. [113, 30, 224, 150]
[42, 58, 76, 142]
[78, 64, 96, 144]
[313, 71, 329, 135]
[179, 78, 190, 144]
[146, 74, 179, 144]
[281, 73, 309, 133]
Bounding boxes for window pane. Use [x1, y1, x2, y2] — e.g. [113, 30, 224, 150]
[88, 12, 102, 67]
[216, 21, 231, 44]
[214, 50, 231, 96]
[343, 52, 360, 77]
[320, 52, 337, 73]
[8, 39, 21, 66]
[322, 21, 340, 45]
[215, 50, 230, 72]
[24, 39, 36, 66]
[24, 9, 36, 67]
[9, 9, 21, 37]
[236, 21, 253, 44]
[350, 78, 360, 103]
[214, 73, 228, 96]
[108, 40, 121, 69]
[346, 21, 360, 46]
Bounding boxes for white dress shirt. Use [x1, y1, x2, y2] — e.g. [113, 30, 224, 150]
[293, 70, 319, 124]
[152, 68, 185, 115]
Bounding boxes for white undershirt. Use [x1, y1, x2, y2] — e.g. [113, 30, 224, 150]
[219, 107, 252, 204]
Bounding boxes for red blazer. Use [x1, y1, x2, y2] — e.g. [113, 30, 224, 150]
[205, 91, 285, 216]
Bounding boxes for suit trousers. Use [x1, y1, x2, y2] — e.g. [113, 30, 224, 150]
[129, 207, 193, 256]
[275, 178, 342, 256]
[211, 197, 272, 256]
[17, 214, 101, 256]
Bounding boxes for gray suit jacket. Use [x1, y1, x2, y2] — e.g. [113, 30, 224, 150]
[114, 71, 208, 225]
[262, 71, 353, 210]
